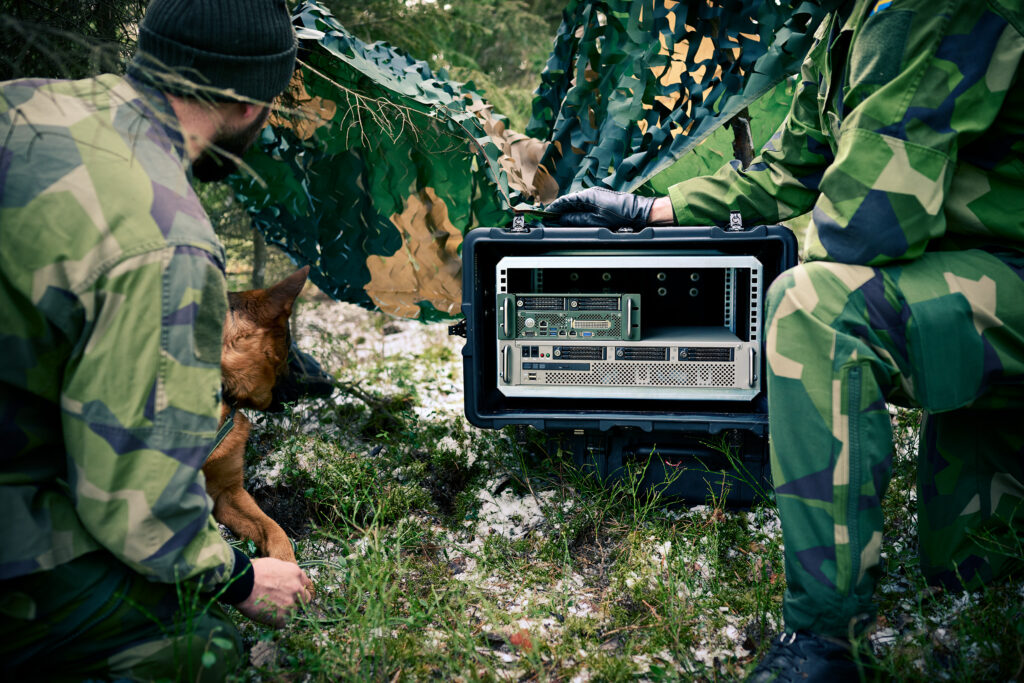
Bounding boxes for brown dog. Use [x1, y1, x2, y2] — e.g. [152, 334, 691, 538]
[203, 266, 309, 564]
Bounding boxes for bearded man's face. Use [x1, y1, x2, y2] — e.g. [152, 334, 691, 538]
[191, 106, 271, 183]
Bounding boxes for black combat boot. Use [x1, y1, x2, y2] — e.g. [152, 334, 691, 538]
[747, 631, 863, 682]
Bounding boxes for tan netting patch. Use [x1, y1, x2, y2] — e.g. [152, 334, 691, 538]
[269, 72, 337, 141]
[365, 187, 463, 318]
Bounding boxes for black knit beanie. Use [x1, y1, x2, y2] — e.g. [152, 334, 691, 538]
[127, 0, 297, 103]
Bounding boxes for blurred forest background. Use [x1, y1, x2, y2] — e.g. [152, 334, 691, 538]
[0, 0, 563, 289]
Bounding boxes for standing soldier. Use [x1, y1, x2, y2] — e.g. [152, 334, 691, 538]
[548, 0, 1024, 679]
[0, 0, 311, 679]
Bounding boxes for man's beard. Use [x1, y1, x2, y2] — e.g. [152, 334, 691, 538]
[191, 107, 270, 183]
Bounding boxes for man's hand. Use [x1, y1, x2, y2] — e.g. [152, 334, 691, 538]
[545, 187, 673, 228]
[234, 557, 313, 627]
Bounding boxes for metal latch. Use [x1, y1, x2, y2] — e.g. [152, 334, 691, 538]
[448, 319, 467, 337]
[509, 214, 529, 232]
[727, 211, 744, 232]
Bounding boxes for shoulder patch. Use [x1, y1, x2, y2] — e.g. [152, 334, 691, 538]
[851, 8, 913, 88]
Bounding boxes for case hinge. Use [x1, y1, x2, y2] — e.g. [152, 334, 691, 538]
[447, 319, 467, 337]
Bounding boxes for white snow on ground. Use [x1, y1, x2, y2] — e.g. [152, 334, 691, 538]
[294, 299, 465, 418]
[475, 486, 556, 541]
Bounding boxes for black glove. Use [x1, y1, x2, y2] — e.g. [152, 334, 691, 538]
[545, 187, 656, 228]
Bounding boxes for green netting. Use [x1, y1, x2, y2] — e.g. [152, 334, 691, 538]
[232, 0, 841, 316]
[527, 0, 842, 194]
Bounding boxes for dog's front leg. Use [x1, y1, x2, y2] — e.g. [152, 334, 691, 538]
[204, 408, 297, 564]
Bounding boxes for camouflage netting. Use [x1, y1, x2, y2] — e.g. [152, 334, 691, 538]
[230, 2, 514, 319]
[232, 0, 841, 319]
[529, 0, 844, 196]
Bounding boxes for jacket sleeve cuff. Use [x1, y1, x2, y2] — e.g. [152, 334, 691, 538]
[217, 546, 255, 605]
[667, 180, 705, 226]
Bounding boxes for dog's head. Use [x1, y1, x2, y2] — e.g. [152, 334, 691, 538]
[221, 266, 309, 411]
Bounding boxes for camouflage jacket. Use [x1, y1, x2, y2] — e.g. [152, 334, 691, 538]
[0, 75, 247, 592]
[669, 0, 1024, 264]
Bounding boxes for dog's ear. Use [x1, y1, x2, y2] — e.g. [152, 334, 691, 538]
[264, 266, 310, 320]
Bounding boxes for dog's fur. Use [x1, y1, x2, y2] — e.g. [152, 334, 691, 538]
[203, 266, 309, 564]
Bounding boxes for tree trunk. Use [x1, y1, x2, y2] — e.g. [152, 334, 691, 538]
[252, 227, 267, 290]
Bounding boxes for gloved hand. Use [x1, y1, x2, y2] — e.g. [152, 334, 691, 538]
[545, 187, 656, 228]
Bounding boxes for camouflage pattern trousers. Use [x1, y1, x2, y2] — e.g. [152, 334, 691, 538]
[0, 550, 243, 680]
[765, 249, 1024, 637]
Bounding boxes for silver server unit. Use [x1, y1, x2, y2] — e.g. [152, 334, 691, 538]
[495, 254, 763, 401]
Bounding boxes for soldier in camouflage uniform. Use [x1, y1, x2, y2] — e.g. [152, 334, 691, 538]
[0, 0, 311, 679]
[549, 0, 1024, 678]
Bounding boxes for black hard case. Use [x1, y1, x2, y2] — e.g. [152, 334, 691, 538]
[458, 225, 798, 504]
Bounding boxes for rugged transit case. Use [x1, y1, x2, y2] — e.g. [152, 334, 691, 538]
[454, 224, 798, 505]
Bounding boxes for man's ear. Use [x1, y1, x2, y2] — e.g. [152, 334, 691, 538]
[237, 102, 268, 126]
[218, 101, 266, 128]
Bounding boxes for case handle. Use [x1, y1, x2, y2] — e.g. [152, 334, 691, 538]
[501, 345, 511, 383]
[625, 297, 632, 338]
